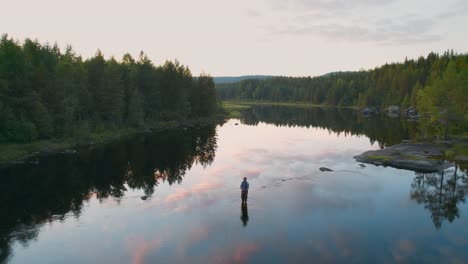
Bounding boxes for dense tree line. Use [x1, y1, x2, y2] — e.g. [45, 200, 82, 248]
[0, 35, 218, 142]
[217, 51, 467, 110]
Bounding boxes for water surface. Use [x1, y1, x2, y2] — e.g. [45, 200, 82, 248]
[1, 106, 467, 263]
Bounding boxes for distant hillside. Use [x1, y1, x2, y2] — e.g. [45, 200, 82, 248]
[216, 51, 468, 109]
[321, 71, 353, 77]
[213, 75, 273, 84]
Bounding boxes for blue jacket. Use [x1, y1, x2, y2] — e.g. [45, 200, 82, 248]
[240, 180, 249, 190]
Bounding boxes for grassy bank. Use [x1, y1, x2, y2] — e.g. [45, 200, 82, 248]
[222, 102, 251, 118]
[0, 117, 223, 165]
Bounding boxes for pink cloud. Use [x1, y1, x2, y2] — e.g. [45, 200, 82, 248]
[210, 242, 261, 264]
[204, 165, 231, 178]
[233, 243, 261, 263]
[165, 189, 191, 203]
[165, 181, 223, 204]
[241, 168, 262, 179]
[192, 181, 223, 193]
[168, 204, 190, 214]
[126, 237, 163, 264]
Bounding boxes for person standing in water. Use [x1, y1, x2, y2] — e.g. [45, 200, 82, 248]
[240, 177, 249, 204]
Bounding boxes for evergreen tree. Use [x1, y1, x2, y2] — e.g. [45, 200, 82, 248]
[0, 35, 219, 142]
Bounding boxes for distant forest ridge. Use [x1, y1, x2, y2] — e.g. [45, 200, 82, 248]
[213, 75, 273, 84]
[0, 35, 218, 143]
[216, 51, 468, 109]
[213, 73, 352, 84]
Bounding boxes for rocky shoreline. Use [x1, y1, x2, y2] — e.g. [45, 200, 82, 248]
[354, 141, 463, 173]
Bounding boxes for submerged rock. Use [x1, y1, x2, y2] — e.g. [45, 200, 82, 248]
[319, 167, 333, 172]
[354, 142, 453, 172]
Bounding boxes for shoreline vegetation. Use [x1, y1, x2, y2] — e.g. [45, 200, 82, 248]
[0, 116, 225, 166]
[0, 35, 220, 165]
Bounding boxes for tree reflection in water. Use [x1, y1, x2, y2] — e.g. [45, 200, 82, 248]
[0, 125, 218, 263]
[0, 107, 466, 263]
[239, 105, 420, 147]
[410, 166, 468, 229]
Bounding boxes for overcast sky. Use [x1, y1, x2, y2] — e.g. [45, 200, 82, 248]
[1, 0, 467, 76]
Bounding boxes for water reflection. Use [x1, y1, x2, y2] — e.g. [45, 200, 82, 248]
[0, 125, 218, 263]
[241, 204, 249, 227]
[410, 166, 468, 229]
[239, 105, 419, 147]
[1, 107, 467, 263]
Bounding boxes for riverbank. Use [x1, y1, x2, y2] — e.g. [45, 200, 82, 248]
[0, 117, 224, 166]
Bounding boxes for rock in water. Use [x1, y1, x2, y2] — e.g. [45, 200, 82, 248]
[319, 167, 333, 172]
[354, 142, 453, 172]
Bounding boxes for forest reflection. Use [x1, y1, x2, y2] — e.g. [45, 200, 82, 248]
[410, 167, 468, 229]
[238, 105, 420, 147]
[0, 107, 466, 263]
[0, 125, 218, 263]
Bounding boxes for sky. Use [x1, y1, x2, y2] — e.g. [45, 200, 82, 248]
[1, 0, 467, 76]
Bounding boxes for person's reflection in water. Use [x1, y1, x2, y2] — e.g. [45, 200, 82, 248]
[241, 203, 249, 227]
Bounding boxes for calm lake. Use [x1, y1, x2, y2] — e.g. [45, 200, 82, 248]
[1, 106, 467, 264]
